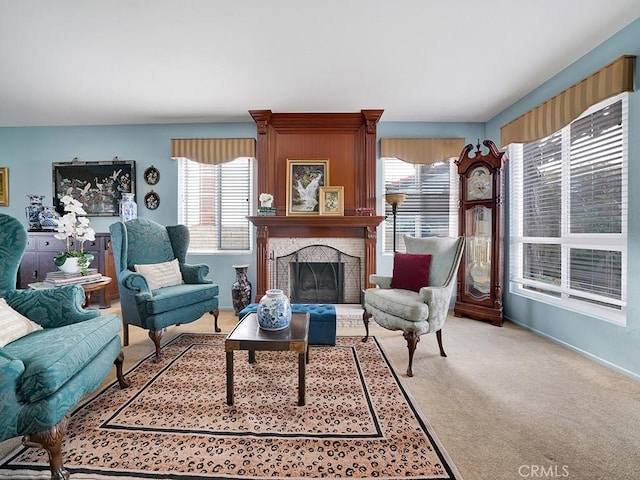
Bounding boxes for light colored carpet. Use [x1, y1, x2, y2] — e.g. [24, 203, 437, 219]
[2, 305, 640, 479]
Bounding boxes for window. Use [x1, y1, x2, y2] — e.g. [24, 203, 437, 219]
[509, 94, 627, 324]
[382, 157, 459, 253]
[177, 157, 254, 252]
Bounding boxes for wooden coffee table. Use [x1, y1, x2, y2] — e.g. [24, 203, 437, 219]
[225, 312, 310, 406]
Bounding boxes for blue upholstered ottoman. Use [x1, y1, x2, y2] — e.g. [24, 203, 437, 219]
[237, 303, 337, 346]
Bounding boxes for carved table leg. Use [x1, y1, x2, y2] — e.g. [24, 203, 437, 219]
[114, 350, 131, 388]
[403, 331, 421, 377]
[23, 415, 70, 480]
[212, 308, 221, 333]
[362, 310, 372, 342]
[149, 328, 166, 362]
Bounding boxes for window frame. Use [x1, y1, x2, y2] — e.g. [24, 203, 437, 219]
[508, 93, 628, 325]
[382, 157, 459, 253]
[176, 156, 255, 254]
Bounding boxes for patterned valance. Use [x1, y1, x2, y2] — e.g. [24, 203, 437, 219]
[171, 138, 255, 164]
[500, 55, 635, 146]
[380, 138, 466, 164]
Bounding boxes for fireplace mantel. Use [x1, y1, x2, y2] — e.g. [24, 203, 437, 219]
[248, 215, 385, 300]
[247, 215, 385, 234]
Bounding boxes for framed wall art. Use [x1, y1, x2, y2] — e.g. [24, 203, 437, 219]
[144, 165, 160, 185]
[52, 159, 135, 216]
[286, 159, 329, 215]
[144, 190, 160, 210]
[0, 167, 8, 206]
[319, 186, 344, 216]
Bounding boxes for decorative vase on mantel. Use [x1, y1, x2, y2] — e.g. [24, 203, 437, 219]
[257, 289, 292, 331]
[25, 194, 46, 230]
[231, 264, 252, 314]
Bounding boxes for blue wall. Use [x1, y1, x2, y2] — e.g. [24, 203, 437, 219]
[0, 123, 257, 310]
[1, 17, 638, 378]
[485, 17, 640, 380]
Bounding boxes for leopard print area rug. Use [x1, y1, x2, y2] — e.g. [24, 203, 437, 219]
[0, 334, 462, 479]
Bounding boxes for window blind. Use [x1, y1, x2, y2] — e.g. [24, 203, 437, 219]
[509, 94, 627, 322]
[383, 158, 458, 253]
[177, 157, 253, 252]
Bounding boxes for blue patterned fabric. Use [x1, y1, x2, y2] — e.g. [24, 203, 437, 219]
[5, 285, 98, 328]
[0, 213, 124, 442]
[109, 219, 219, 337]
[4, 314, 121, 401]
[0, 215, 28, 297]
[238, 303, 337, 345]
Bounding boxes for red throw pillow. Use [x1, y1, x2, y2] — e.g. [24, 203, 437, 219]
[390, 252, 432, 292]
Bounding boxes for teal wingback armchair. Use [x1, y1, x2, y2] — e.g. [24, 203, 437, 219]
[109, 218, 220, 361]
[362, 236, 464, 377]
[0, 214, 128, 480]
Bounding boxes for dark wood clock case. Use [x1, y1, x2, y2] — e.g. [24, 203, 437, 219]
[454, 140, 507, 326]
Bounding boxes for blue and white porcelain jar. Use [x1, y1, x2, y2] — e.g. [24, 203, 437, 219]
[119, 193, 137, 222]
[257, 289, 292, 331]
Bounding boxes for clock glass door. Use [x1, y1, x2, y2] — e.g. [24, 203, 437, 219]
[464, 205, 492, 300]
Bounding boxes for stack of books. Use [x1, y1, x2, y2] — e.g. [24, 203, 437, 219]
[43, 269, 103, 287]
[258, 206, 276, 216]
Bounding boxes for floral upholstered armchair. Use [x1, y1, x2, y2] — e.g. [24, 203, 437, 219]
[109, 218, 219, 361]
[0, 213, 128, 480]
[362, 235, 464, 377]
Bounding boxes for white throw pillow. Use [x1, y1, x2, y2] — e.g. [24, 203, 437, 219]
[0, 298, 43, 348]
[134, 258, 184, 290]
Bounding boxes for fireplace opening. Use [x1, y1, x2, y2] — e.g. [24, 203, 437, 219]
[291, 262, 344, 303]
[274, 245, 361, 304]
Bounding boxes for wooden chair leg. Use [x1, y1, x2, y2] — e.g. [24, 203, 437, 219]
[23, 415, 70, 480]
[123, 321, 129, 346]
[148, 328, 166, 362]
[212, 308, 221, 332]
[114, 350, 131, 388]
[402, 331, 421, 377]
[436, 329, 447, 357]
[362, 310, 372, 342]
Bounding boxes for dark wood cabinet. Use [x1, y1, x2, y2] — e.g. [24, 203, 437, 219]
[17, 231, 119, 307]
[454, 140, 507, 326]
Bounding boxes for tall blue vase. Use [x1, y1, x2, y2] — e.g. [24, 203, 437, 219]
[257, 289, 292, 331]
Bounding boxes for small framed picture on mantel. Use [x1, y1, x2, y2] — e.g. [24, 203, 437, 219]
[319, 186, 344, 216]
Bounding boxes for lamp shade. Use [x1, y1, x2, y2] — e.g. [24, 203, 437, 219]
[385, 193, 408, 206]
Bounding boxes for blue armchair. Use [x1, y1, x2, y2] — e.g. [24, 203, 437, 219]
[109, 218, 219, 361]
[0, 214, 128, 480]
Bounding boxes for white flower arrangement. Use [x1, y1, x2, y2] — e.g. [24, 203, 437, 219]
[259, 193, 274, 208]
[53, 195, 96, 274]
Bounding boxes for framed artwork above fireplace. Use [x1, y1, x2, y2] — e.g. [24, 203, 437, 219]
[286, 159, 329, 216]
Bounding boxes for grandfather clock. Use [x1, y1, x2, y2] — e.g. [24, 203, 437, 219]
[454, 140, 507, 326]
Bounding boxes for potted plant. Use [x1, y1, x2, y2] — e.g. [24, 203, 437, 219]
[53, 195, 96, 275]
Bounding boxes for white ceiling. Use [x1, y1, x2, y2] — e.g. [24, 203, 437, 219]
[1, 0, 639, 127]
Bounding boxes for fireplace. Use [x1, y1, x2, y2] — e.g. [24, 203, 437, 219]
[274, 245, 360, 303]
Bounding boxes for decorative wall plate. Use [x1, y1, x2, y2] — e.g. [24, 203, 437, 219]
[144, 191, 160, 210]
[143, 166, 160, 185]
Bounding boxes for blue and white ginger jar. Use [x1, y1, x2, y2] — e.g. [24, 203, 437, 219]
[257, 289, 292, 331]
[119, 193, 138, 222]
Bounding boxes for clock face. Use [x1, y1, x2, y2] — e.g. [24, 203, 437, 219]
[466, 166, 493, 200]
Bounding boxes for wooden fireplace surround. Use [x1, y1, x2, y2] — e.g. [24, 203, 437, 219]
[248, 109, 385, 300]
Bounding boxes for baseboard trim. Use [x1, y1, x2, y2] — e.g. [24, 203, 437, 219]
[505, 315, 640, 382]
